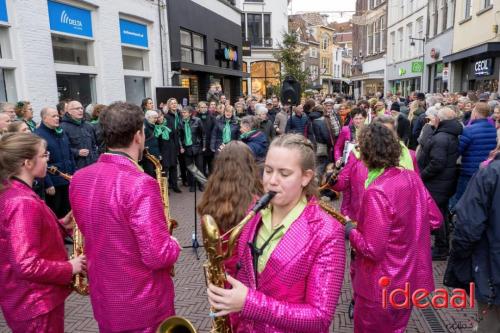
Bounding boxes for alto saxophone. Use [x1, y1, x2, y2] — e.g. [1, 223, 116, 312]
[318, 199, 357, 226]
[201, 192, 276, 333]
[47, 166, 89, 296]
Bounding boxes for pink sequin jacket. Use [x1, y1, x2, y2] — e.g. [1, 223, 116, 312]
[331, 151, 367, 222]
[0, 179, 73, 322]
[69, 154, 181, 331]
[234, 197, 345, 333]
[349, 168, 442, 302]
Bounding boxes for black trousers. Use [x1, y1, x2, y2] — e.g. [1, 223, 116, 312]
[202, 154, 214, 177]
[184, 153, 204, 187]
[46, 184, 71, 218]
[178, 154, 188, 185]
[434, 203, 450, 250]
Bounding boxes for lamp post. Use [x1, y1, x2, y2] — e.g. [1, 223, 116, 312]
[410, 36, 426, 92]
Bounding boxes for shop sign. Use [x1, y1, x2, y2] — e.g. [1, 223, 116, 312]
[436, 62, 444, 73]
[442, 67, 449, 81]
[430, 48, 440, 60]
[216, 47, 238, 63]
[242, 41, 251, 57]
[474, 58, 493, 77]
[398, 68, 407, 76]
[120, 19, 148, 48]
[48, 0, 93, 37]
[411, 61, 424, 73]
[0, 0, 8, 22]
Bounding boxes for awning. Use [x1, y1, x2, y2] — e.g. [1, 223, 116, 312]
[443, 42, 500, 63]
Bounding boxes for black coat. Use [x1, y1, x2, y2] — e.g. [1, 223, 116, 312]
[179, 116, 205, 155]
[35, 122, 76, 188]
[159, 111, 180, 168]
[312, 117, 335, 146]
[144, 120, 161, 157]
[60, 114, 99, 170]
[418, 119, 463, 206]
[259, 119, 276, 143]
[396, 113, 411, 145]
[210, 116, 240, 152]
[199, 112, 216, 156]
[447, 155, 500, 305]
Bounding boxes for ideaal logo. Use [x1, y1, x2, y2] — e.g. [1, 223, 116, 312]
[60, 10, 83, 30]
[379, 276, 475, 309]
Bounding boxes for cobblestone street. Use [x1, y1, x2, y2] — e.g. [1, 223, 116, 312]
[0, 188, 477, 332]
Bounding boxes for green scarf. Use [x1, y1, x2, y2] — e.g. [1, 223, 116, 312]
[183, 119, 192, 146]
[26, 120, 36, 132]
[67, 116, 82, 126]
[54, 127, 63, 135]
[174, 112, 180, 130]
[399, 141, 414, 171]
[365, 168, 385, 188]
[154, 122, 171, 140]
[240, 129, 257, 140]
[90, 119, 99, 124]
[222, 119, 232, 144]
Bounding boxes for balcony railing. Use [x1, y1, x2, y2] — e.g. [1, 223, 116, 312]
[246, 37, 274, 48]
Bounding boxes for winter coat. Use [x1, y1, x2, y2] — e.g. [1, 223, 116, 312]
[273, 110, 288, 135]
[241, 130, 268, 163]
[334, 125, 355, 162]
[418, 119, 463, 206]
[450, 155, 500, 305]
[396, 113, 411, 146]
[144, 120, 161, 158]
[409, 107, 426, 149]
[210, 116, 240, 152]
[179, 116, 205, 155]
[199, 112, 216, 156]
[60, 114, 99, 170]
[259, 119, 276, 143]
[35, 122, 76, 188]
[459, 118, 498, 176]
[159, 111, 180, 168]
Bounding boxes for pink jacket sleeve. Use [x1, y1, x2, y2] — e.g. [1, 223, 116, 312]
[349, 189, 392, 262]
[334, 127, 349, 162]
[128, 177, 181, 270]
[240, 225, 345, 331]
[9, 200, 73, 285]
[331, 151, 355, 192]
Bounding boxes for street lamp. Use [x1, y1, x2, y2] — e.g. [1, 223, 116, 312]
[410, 36, 426, 92]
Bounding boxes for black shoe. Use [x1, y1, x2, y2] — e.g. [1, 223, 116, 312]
[432, 247, 449, 261]
[189, 186, 195, 192]
[172, 187, 182, 193]
[198, 184, 204, 192]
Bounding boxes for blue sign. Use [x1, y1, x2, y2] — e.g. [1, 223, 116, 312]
[47, 0, 92, 37]
[120, 19, 148, 48]
[0, 0, 8, 22]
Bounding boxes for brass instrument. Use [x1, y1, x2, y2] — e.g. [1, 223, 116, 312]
[143, 149, 178, 235]
[201, 192, 276, 333]
[156, 316, 197, 333]
[318, 199, 356, 227]
[47, 166, 89, 296]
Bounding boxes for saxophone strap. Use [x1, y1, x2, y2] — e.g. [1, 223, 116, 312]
[106, 151, 143, 171]
[248, 223, 284, 285]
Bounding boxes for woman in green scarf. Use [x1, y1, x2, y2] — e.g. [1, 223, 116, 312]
[15, 101, 37, 132]
[179, 106, 206, 192]
[210, 105, 240, 154]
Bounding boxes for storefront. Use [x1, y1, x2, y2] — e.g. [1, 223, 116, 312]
[167, 0, 242, 105]
[444, 42, 500, 93]
[387, 60, 423, 96]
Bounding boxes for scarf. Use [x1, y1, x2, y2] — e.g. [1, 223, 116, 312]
[183, 119, 192, 146]
[222, 119, 232, 144]
[173, 111, 180, 130]
[399, 141, 414, 170]
[67, 116, 82, 126]
[365, 168, 385, 188]
[25, 119, 36, 132]
[240, 129, 257, 140]
[154, 122, 171, 140]
[54, 127, 63, 135]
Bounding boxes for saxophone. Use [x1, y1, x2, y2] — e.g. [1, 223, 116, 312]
[143, 149, 178, 235]
[201, 192, 276, 333]
[47, 166, 89, 296]
[318, 199, 357, 226]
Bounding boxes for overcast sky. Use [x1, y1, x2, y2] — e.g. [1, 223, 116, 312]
[288, 0, 356, 22]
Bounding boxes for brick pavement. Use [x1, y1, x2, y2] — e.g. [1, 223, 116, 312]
[0, 188, 478, 332]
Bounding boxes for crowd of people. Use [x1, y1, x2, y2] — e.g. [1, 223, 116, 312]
[0, 85, 499, 332]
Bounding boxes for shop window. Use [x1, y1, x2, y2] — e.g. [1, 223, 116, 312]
[56, 73, 96, 106]
[250, 61, 280, 98]
[181, 29, 205, 65]
[52, 35, 93, 66]
[125, 76, 149, 106]
[122, 47, 149, 71]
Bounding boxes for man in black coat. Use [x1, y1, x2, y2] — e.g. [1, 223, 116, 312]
[197, 101, 215, 176]
[447, 152, 500, 331]
[60, 100, 99, 170]
[418, 107, 463, 259]
[390, 102, 411, 146]
[35, 107, 76, 217]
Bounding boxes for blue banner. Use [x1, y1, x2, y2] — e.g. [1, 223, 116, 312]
[0, 0, 8, 22]
[120, 19, 148, 48]
[48, 0, 92, 37]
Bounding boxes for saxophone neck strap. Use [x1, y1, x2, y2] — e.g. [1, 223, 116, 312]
[106, 151, 143, 172]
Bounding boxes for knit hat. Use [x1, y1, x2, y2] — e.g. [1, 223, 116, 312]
[390, 102, 401, 112]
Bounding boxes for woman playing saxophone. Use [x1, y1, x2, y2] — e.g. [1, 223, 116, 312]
[206, 134, 346, 333]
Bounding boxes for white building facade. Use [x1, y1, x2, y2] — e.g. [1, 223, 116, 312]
[0, 0, 170, 120]
[236, 0, 289, 98]
[386, 0, 427, 96]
